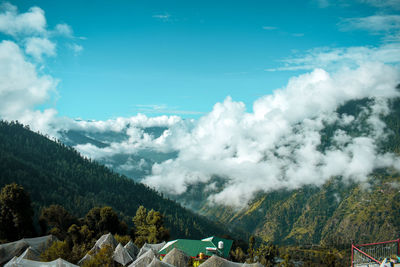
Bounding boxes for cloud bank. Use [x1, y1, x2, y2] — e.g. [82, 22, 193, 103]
[142, 63, 400, 207]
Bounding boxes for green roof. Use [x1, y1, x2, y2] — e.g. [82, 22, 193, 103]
[158, 236, 233, 259]
[201, 236, 233, 259]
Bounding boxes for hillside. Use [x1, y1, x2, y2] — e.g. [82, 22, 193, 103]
[200, 96, 400, 247]
[50, 94, 400, 248]
[0, 120, 240, 241]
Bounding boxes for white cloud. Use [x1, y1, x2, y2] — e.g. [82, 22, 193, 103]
[0, 40, 58, 133]
[142, 63, 400, 207]
[55, 23, 73, 37]
[339, 15, 400, 33]
[0, 3, 78, 135]
[0, 3, 46, 36]
[0, 3, 82, 61]
[266, 43, 400, 71]
[25, 37, 56, 60]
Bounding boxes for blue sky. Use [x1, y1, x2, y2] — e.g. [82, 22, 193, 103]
[5, 0, 394, 120]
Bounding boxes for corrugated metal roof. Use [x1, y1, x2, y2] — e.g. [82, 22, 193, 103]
[158, 237, 233, 259]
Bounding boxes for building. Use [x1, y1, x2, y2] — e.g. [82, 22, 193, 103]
[158, 236, 233, 259]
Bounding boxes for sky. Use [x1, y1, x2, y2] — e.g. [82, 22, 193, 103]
[2, 0, 394, 120]
[2, 0, 400, 207]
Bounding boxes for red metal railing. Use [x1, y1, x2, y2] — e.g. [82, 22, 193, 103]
[351, 239, 400, 267]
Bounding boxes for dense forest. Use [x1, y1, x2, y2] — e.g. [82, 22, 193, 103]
[0, 120, 243, 241]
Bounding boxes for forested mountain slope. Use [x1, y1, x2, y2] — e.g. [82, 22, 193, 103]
[201, 96, 400, 247]
[0, 121, 238, 240]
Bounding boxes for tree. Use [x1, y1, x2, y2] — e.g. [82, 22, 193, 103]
[39, 204, 78, 239]
[85, 207, 102, 233]
[0, 183, 35, 241]
[145, 209, 170, 244]
[85, 206, 126, 237]
[231, 246, 246, 263]
[133, 206, 148, 247]
[255, 244, 277, 266]
[247, 235, 255, 262]
[133, 206, 169, 247]
[40, 240, 71, 262]
[99, 206, 120, 234]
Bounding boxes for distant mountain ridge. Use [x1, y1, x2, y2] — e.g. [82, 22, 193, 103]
[59, 126, 177, 180]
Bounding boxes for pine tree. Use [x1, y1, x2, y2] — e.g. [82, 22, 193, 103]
[133, 206, 169, 246]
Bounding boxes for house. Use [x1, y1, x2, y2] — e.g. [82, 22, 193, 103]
[158, 236, 233, 259]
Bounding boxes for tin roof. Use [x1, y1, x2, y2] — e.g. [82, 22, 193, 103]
[158, 236, 233, 259]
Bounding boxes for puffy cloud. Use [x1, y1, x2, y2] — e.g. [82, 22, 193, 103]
[142, 63, 400, 207]
[25, 37, 56, 60]
[0, 3, 46, 36]
[0, 40, 58, 129]
[0, 3, 82, 135]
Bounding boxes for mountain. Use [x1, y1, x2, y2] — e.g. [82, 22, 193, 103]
[59, 126, 177, 181]
[0, 120, 242, 240]
[53, 94, 400, 248]
[200, 96, 400, 246]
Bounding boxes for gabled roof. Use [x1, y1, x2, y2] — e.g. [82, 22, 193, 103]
[158, 236, 233, 259]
